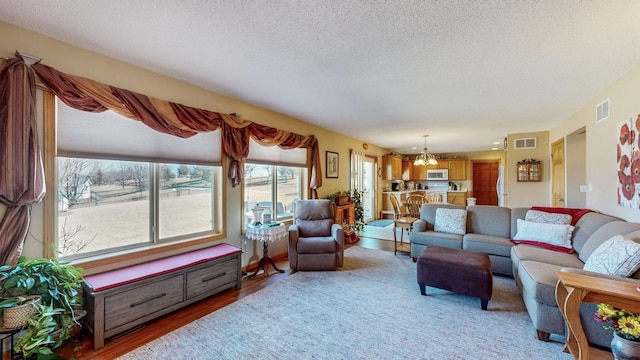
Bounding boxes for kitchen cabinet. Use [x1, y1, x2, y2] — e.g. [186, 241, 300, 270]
[427, 160, 449, 170]
[402, 160, 413, 181]
[382, 155, 402, 180]
[412, 163, 427, 180]
[447, 192, 466, 206]
[448, 159, 466, 180]
[517, 161, 541, 182]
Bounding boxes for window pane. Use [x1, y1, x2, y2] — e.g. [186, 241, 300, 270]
[244, 164, 273, 224]
[57, 158, 150, 257]
[275, 166, 301, 220]
[159, 164, 216, 238]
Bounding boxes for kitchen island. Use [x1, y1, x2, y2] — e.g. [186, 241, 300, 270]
[381, 190, 469, 218]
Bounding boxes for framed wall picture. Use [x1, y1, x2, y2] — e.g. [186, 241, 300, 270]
[326, 151, 339, 178]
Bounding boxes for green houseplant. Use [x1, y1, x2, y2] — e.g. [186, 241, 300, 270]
[0, 256, 84, 358]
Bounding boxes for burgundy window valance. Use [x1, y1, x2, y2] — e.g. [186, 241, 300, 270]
[29, 60, 322, 193]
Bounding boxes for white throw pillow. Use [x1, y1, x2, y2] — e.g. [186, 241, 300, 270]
[583, 235, 640, 277]
[434, 208, 467, 235]
[525, 210, 572, 225]
[513, 219, 574, 249]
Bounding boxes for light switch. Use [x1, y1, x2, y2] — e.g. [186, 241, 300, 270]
[580, 185, 587, 193]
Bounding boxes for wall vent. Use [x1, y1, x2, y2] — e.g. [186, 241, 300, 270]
[514, 138, 537, 149]
[596, 98, 610, 122]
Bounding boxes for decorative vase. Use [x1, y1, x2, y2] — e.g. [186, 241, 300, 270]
[251, 207, 264, 225]
[611, 332, 640, 360]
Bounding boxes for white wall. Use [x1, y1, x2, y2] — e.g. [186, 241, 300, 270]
[550, 63, 640, 223]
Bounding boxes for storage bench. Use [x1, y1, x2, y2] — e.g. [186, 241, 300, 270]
[83, 243, 242, 350]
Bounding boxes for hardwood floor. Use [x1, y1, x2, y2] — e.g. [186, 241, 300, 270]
[54, 236, 397, 360]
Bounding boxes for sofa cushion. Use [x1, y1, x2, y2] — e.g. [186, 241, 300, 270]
[434, 208, 467, 235]
[297, 236, 337, 253]
[463, 233, 513, 257]
[510, 207, 529, 238]
[583, 235, 640, 277]
[518, 260, 563, 306]
[409, 230, 463, 249]
[296, 218, 333, 237]
[511, 244, 585, 270]
[525, 209, 572, 225]
[578, 221, 640, 262]
[571, 212, 620, 254]
[513, 219, 574, 249]
[467, 205, 511, 238]
[419, 203, 467, 230]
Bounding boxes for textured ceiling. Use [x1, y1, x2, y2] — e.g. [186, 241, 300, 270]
[2, 1, 640, 154]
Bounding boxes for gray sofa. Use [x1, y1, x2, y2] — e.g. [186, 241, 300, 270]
[409, 204, 640, 349]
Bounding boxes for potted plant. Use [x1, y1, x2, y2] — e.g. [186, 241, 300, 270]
[0, 256, 84, 358]
[327, 190, 351, 206]
[594, 303, 640, 359]
[349, 189, 365, 232]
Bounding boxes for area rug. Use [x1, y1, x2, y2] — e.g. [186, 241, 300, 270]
[118, 247, 567, 360]
[366, 219, 393, 227]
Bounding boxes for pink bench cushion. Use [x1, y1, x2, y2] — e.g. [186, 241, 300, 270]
[84, 243, 241, 292]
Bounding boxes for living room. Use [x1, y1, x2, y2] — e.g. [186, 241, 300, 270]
[2, 2, 640, 358]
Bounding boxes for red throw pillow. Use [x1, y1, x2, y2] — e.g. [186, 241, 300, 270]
[511, 239, 575, 254]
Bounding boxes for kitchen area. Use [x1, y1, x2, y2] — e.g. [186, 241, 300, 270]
[380, 154, 471, 219]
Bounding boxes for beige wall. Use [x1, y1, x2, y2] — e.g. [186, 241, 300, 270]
[0, 21, 389, 267]
[565, 129, 587, 208]
[550, 63, 640, 222]
[506, 131, 550, 208]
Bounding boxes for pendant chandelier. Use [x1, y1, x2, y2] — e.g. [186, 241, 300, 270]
[414, 134, 438, 166]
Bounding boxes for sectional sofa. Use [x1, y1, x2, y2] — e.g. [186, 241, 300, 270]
[408, 204, 640, 349]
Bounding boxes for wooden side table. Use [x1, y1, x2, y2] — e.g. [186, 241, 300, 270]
[245, 222, 287, 278]
[394, 217, 417, 255]
[555, 271, 640, 359]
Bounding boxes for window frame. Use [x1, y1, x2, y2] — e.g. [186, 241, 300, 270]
[43, 91, 226, 271]
[243, 162, 307, 228]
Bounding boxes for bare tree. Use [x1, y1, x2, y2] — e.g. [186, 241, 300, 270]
[58, 158, 91, 208]
[57, 216, 95, 256]
[244, 164, 257, 185]
[116, 162, 131, 189]
[129, 162, 148, 191]
[161, 164, 174, 181]
[178, 165, 190, 177]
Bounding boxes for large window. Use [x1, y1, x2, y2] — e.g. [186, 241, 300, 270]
[243, 139, 308, 225]
[54, 98, 223, 260]
[244, 164, 306, 225]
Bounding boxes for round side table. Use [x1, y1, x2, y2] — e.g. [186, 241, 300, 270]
[245, 222, 287, 278]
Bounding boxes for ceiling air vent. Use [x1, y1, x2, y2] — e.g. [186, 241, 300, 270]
[596, 98, 610, 123]
[514, 138, 537, 149]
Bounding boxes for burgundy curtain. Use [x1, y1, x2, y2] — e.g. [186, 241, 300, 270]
[0, 57, 46, 265]
[31, 62, 322, 195]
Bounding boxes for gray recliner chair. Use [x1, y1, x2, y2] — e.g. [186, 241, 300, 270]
[288, 199, 344, 271]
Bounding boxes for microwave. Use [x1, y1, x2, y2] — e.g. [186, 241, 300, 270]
[426, 169, 449, 180]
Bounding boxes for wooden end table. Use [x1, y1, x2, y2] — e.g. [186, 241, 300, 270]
[555, 271, 640, 359]
[394, 217, 417, 255]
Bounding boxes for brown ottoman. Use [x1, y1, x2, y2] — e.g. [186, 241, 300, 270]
[417, 246, 493, 310]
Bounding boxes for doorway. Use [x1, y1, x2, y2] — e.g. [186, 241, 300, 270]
[472, 161, 500, 205]
[350, 150, 377, 223]
[551, 138, 566, 207]
[362, 156, 377, 222]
